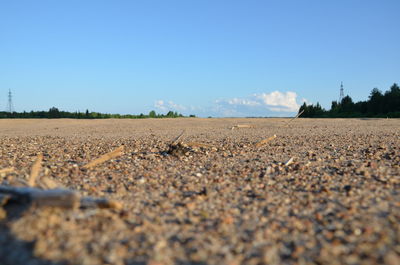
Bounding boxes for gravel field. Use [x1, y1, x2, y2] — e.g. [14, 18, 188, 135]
[0, 118, 399, 265]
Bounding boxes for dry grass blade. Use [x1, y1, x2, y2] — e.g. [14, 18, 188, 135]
[83, 146, 124, 169]
[28, 153, 43, 187]
[255, 134, 277, 148]
[0, 167, 15, 176]
[284, 109, 304, 127]
[171, 130, 186, 144]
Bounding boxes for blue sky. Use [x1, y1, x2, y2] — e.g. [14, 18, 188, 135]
[1, 0, 399, 117]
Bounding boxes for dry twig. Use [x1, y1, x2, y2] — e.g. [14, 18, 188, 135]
[0, 186, 79, 208]
[83, 146, 124, 169]
[170, 130, 186, 145]
[28, 153, 43, 187]
[80, 197, 123, 210]
[284, 109, 304, 127]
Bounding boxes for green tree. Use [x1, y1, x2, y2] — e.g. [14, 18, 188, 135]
[149, 110, 156, 118]
[368, 88, 383, 114]
[384, 83, 400, 113]
[340, 95, 354, 113]
[49, 107, 60, 118]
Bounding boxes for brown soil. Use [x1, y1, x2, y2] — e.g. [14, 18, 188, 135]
[0, 118, 399, 265]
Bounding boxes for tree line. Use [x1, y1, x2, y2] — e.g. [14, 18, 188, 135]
[299, 83, 400, 118]
[0, 108, 194, 119]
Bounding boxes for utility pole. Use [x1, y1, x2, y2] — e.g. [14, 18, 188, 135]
[339, 82, 344, 103]
[7, 89, 14, 113]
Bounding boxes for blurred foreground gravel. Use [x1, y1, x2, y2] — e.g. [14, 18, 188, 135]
[0, 118, 399, 265]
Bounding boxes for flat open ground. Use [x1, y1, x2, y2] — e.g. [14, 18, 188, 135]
[0, 118, 399, 265]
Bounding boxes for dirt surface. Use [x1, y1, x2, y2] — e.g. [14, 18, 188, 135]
[0, 118, 399, 265]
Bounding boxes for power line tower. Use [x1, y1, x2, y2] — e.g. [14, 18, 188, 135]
[7, 89, 14, 113]
[339, 82, 344, 103]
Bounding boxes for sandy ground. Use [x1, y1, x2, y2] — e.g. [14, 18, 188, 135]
[0, 118, 399, 265]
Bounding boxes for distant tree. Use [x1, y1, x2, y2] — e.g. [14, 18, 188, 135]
[299, 102, 326, 117]
[368, 88, 384, 114]
[0, 108, 187, 119]
[340, 95, 354, 113]
[298, 103, 307, 115]
[384, 83, 400, 113]
[48, 107, 60, 118]
[149, 110, 156, 118]
[331, 100, 339, 111]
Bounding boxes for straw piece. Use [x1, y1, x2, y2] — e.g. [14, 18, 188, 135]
[231, 124, 252, 130]
[28, 154, 43, 187]
[255, 134, 277, 148]
[38, 177, 62, 189]
[285, 157, 295, 166]
[0, 167, 15, 176]
[83, 146, 124, 169]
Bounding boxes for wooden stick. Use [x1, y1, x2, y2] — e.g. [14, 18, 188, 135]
[83, 146, 124, 169]
[28, 154, 43, 187]
[255, 134, 277, 148]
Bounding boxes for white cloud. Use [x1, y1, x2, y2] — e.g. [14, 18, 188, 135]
[154, 91, 307, 117]
[255, 91, 300, 112]
[227, 98, 261, 106]
[214, 91, 306, 117]
[154, 100, 167, 111]
[167, 101, 186, 111]
[154, 100, 186, 112]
